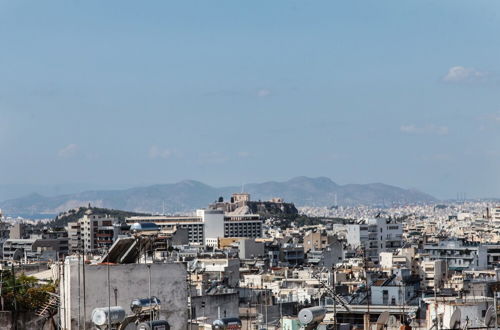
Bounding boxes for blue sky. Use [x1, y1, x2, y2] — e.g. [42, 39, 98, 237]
[0, 0, 499, 199]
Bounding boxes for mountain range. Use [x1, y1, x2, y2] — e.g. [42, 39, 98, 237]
[0, 177, 437, 216]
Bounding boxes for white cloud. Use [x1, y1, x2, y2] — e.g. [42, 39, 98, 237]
[442, 66, 489, 83]
[400, 124, 449, 135]
[257, 89, 271, 97]
[148, 145, 174, 159]
[58, 144, 78, 158]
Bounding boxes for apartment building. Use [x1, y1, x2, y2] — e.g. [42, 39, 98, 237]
[419, 260, 448, 290]
[71, 211, 122, 253]
[346, 218, 403, 262]
[126, 208, 262, 247]
[67, 221, 81, 253]
[3, 238, 37, 260]
[303, 230, 333, 253]
[423, 240, 488, 270]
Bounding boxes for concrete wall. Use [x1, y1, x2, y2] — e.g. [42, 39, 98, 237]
[191, 292, 239, 323]
[239, 239, 265, 259]
[61, 259, 188, 330]
[345, 225, 361, 248]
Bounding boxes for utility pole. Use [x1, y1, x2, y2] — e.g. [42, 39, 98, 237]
[188, 272, 192, 330]
[82, 247, 87, 329]
[77, 252, 81, 330]
[264, 286, 268, 330]
[434, 287, 439, 330]
[12, 263, 17, 330]
[363, 247, 370, 330]
[148, 264, 153, 328]
[333, 266, 337, 330]
[107, 254, 111, 330]
[0, 269, 4, 311]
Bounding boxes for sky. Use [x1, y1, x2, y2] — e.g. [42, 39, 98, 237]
[0, 0, 499, 199]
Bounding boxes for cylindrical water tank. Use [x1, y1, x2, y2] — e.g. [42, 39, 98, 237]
[298, 307, 326, 325]
[130, 297, 161, 314]
[137, 320, 170, 330]
[91, 306, 126, 326]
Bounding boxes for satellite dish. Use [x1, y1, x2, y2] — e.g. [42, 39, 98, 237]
[376, 311, 390, 325]
[375, 311, 390, 330]
[447, 308, 461, 329]
[387, 316, 399, 328]
[484, 306, 495, 327]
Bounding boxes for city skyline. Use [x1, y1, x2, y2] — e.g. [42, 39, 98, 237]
[1, 1, 500, 199]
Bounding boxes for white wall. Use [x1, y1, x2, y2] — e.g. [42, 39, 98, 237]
[198, 209, 224, 245]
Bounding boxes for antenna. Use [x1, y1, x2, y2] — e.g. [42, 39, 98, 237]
[241, 184, 245, 193]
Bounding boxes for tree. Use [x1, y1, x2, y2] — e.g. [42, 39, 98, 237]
[1, 270, 56, 312]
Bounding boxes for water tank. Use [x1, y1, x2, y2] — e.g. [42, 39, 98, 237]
[130, 297, 161, 314]
[298, 307, 326, 325]
[212, 318, 242, 329]
[137, 320, 170, 330]
[91, 306, 126, 326]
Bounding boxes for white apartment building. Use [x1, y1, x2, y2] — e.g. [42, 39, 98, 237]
[423, 240, 488, 271]
[127, 209, 262, 247]
[491, 206, 500, 223]
[419, 260, 448, 290]
[346, 218, 403, 262]
[77, 211, 121, 253]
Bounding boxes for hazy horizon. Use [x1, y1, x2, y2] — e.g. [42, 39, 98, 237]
[1, 1, 500, 200]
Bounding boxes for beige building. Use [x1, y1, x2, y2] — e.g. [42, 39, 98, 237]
[303, 231, 333, 253]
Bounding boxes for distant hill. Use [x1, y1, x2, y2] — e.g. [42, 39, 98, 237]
[40, 206, 149, 228]
[0, 177, 437, 215]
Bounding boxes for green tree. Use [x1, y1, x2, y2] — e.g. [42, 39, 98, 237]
[1, 270, 56, 311]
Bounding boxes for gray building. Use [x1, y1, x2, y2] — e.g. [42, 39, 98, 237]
[61, 259, 188, 330]
[237, 238, 265, 260]
[191, 292, 239, 323]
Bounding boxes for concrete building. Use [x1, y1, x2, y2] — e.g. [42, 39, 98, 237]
[67, 221, 81, 253]
[3, 237, 67, 262]
[346, 218, 403, 262]
[9, 223, 27, 239]
[306, 240, 344, 267]
[190, 258, 240, 288]
[419, 260, 448, 290]
[127, 209, 262, 247]
[60, 258, 188, 330]
[281, 244, 305, 266]
[423, 240, 488, 270]
[303, 230, 332, 253]
[190, 292, 239, 323]
[379, 252, 409, 270]
[78, 212, 121, 252]
[423, 296, 493, 329]
[237, 238, 265, 260]
[491, 206, 500, 222]
[3, 238, 37, 260]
